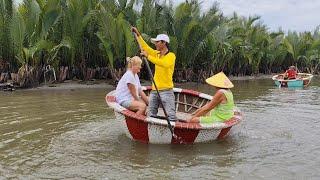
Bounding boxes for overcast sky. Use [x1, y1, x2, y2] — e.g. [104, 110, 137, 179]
[14, 0, 320, 32]
[175, 0, 320, 32]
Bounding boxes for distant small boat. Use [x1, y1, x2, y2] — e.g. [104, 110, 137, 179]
[106, 87, 243, 144]
[272, 73, 313, 88]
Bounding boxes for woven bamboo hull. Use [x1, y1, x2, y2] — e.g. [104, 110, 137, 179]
[272, 73, 313, 88]
[106, 87, 243, 144]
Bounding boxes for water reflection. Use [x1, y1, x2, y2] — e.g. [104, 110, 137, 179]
[0, 76, 319, 179]
[177, 79, 273, 102]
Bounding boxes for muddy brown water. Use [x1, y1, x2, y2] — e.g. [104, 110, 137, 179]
[0, 76, 320, 179]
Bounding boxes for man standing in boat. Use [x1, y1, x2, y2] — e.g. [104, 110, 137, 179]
[131, 27, 177, 122]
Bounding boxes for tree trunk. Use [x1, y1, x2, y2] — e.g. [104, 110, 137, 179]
[17, 64, 40, 88]
[0, 73, 8, 83]
[11, 73, 18, 83]
[58, 66, 69, 82]
[84, 68, 96, 80]
[109, 67, 125, 85]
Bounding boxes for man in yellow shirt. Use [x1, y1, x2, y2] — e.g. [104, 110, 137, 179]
[132, 27, 176, 122]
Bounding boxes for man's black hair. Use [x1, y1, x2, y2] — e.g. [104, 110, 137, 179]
[161, 40, 170, 51]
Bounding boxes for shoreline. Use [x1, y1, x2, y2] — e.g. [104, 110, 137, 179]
[3, 73, 317, 91]
[34, 74, 275, 90]
[228, 74, 274, 80]
[32, 80, 114, 90]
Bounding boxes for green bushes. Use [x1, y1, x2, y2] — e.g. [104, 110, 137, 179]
[0, 0, 319, 86]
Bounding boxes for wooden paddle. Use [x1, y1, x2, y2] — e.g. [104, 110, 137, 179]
[132, 31, 177, 140]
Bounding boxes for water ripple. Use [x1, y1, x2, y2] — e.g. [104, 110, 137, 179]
[0, 80, 320, 179]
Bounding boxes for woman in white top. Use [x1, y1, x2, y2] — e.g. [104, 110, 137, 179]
[115, 56, 148, 115]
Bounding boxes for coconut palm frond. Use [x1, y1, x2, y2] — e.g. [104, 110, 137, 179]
[39, 0, 61, 39]
[96, 31, 114, 68]
[10, 10, 26, 64]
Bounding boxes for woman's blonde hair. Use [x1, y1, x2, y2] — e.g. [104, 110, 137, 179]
[126, 56, 142, 68]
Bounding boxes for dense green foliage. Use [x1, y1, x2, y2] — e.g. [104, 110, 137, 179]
[0, 0, 319, 85]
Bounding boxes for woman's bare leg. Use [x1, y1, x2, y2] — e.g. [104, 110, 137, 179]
[129, 100, 147, 115]
[188, 117, 200, 123]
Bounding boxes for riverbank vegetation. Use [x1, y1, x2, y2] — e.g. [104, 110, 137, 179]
[0, 0, 319, 87]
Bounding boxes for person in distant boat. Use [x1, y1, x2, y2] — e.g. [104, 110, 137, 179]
[115, 56, 149, 115]
[187, 72, 235, 124]
[131, 27, 177, 122]
[284, 66, 297, 80]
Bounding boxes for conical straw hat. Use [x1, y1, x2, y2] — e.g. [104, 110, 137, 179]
[205, 72, 234, 88]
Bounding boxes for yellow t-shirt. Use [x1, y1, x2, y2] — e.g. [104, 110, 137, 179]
[137, 36, 176, 90]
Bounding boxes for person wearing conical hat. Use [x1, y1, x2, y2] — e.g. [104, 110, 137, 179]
[188, 72, 235, 124]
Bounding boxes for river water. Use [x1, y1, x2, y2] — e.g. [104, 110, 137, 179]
[0, 77, 320, 179]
